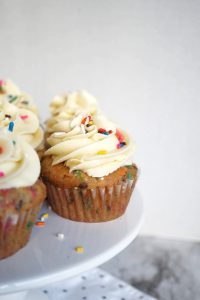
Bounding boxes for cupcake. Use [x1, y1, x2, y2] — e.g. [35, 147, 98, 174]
[0, 128, 46, 259]
[0, 79, 44, 156]
[42, 107, 138, 223]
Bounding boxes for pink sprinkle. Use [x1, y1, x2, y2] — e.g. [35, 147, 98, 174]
[116, 129, 124, 143]
[0, 80, 5, 86]
[117, 143, 121, 149]
[0, 171, 5, 177]
[20, 115, 28, 120]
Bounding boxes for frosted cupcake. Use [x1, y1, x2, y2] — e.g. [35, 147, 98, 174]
[0, 129, 46, 259]
[42, 111, 138, 222]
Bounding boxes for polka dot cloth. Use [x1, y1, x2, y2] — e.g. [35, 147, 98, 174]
[40, 268, 157, 300]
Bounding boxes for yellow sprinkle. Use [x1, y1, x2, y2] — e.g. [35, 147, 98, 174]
[97, 150, 107, 155]
[75, 246, 84, 253]
[88, 121, 94, 125]
[42, 213, 49, 219]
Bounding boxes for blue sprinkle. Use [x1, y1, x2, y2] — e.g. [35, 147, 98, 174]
[8, 121, 14, 132]
[120, 142, 126, 147]
[103, 132, 109, 135]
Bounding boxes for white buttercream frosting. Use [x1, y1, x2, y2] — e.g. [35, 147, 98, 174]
[0, 99, 44, 149]
[0, 130, 40, 189]
[46, 90, 99, 133]
[46, 112, 134, 177]
[0, 79, 38, 115]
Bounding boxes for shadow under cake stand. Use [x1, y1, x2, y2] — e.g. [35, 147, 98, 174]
[0, 189, 144, 300]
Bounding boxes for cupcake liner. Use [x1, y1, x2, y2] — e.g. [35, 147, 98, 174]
[45, 178, 136, 222]
[0, 202, 42, 260]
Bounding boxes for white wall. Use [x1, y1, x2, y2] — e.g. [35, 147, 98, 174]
[1, 0, 200, 240]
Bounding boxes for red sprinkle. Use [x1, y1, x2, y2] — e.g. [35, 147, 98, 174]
[98, 128, 106, 133]
[0, 147, 3, 154]
[108, 130, 113, 134]
[20, 115, 28, 120]
[81, 115, 92, 124]
[0, 171, 5, 177]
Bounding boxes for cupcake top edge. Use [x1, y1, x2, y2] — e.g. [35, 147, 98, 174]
[0, 129, 40, 189]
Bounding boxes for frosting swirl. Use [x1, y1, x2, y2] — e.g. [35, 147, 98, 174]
[0, 79, 38, 115]
[0, 130, 40, 189]
[46, 90, 99, 133]
[46, 113, 134, 177]
[0, 99, 44, 149]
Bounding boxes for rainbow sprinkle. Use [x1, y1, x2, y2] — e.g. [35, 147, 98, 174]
[8, 121, 14, 132]
[0, 171, 5, 178]
[0, 80, 5, 86]
[81, 115, 92, 125]
[75, 246, 84, 253]
[97, 150, 107, 155]
[20, 115, 28, 120]
[116, 129, 124, 143]
[8, 95, 18, 103]
[98, 128, 113, 135]
[35, 221, 45, 227]
[0, 80, 6, 93]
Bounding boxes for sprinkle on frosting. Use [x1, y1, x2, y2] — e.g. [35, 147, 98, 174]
[97, 150, 107, 155]
[8, 95, 18, 103]
[116, 129, 124, 143]
[8, 121, 14, 132]
[20, 115, 28, 120]
[0, 80, 6, 93]
[0, 171, 5, 177]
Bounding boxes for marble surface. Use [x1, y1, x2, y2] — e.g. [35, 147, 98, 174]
[102, 236, 200, 300]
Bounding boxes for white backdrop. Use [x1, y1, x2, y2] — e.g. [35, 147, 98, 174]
[1, 0, 200, 240]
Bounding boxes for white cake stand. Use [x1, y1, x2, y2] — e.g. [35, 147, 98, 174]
[0, 190, 144, 300]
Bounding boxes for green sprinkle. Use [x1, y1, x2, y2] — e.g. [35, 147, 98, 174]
[8, 95, 18, 103]
[26, 221, 34, 229]
[127, 172, 133, 180]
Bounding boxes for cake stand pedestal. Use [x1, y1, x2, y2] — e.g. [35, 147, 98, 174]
[0, 190, 144, 300]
